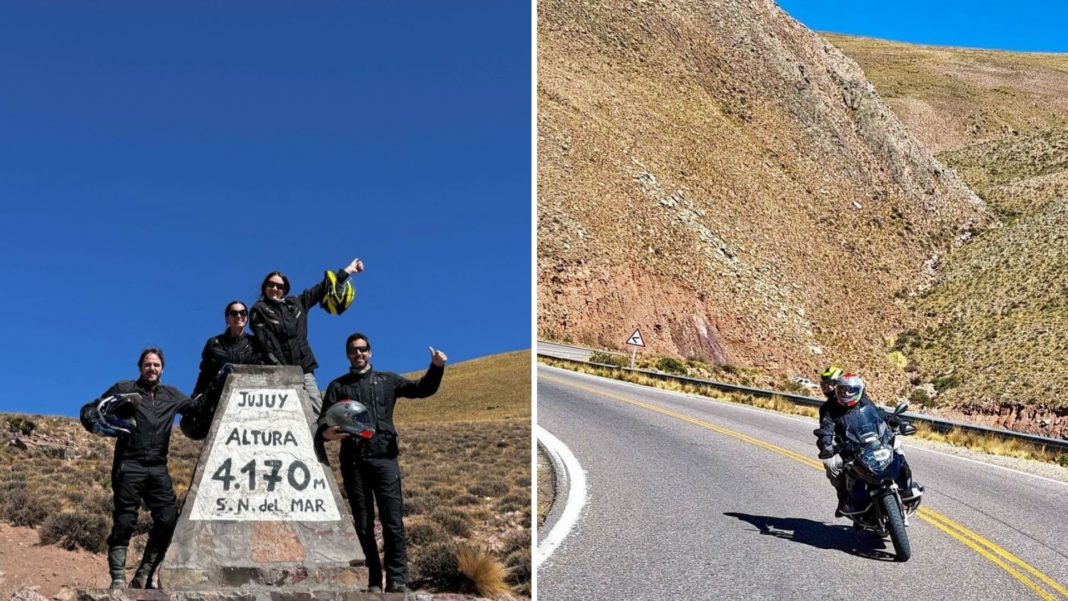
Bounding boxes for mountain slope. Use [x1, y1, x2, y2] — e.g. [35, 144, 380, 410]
[826, 35, 1068, 428]
[537, 0, 991, 402]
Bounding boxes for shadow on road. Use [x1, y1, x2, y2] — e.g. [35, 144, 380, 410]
[724, 512, 896, 561]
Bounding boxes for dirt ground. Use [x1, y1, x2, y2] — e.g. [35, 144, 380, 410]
[0, 522, 107, 600]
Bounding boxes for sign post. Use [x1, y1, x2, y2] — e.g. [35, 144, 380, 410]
[625, 328, 645, 369]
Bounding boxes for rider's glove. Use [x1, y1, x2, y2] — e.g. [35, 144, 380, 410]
[821, 453, 844, 477]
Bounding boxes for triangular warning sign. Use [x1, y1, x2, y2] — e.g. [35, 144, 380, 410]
[161, 365, 362, 590]
[626, 328, 645, 347]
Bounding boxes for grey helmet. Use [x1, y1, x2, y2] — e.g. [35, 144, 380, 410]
[322, 399, 374, 439]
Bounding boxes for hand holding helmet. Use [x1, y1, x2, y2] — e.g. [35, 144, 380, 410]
[92, 393, 142, 437]
[320, 399, 375, 441]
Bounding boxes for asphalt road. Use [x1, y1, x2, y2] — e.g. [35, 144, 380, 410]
[536, 365, 1068, 601]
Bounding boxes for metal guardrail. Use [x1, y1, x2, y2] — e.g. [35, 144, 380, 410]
[537, 351, 1068, 454]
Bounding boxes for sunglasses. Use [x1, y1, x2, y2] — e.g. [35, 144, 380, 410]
[348, 346, 371, 354]
[227, 310, 248, 318]
[265, 281, 286, 290]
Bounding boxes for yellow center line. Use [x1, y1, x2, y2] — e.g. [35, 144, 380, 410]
[542, 373, 1068, 601]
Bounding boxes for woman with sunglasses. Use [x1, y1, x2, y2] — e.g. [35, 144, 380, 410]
[192, 301, 264, 398]
[250, 259, 364, 415]
[180, 301, 265, 439]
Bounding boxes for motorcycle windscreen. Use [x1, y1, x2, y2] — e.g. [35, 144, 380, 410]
[842, 404, 894, 474]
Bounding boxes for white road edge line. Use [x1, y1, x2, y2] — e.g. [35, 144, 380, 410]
[535, 425, 588, 568]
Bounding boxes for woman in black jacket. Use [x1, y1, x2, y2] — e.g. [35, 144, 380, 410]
[192, 300, 263, 397]
[250, 258, 363, 415]
[180, 301, 265, 439]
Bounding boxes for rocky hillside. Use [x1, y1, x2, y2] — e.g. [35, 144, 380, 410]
[538, 0, 991, 407]
[826, 35, 1068, 431]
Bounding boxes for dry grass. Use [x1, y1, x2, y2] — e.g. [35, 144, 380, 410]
[456, 544, 512, 597]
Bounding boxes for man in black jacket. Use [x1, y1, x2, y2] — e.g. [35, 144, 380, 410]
[80, 347, 212, 590]
[318, 333, 446, 594]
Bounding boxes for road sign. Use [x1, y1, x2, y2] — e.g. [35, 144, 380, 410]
[626, 328, 645, 347]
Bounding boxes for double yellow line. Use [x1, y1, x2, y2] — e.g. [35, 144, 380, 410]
[541, 373, 1068, 601]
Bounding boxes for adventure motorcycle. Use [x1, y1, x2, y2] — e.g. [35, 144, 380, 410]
[832, 401, 924, 561]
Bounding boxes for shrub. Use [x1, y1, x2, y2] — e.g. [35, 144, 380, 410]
[909, 388, 933, 408]
[39, 511, 109, 553]
[588, 352, 627, 367]
[505, 544, 531, 596]
[1, 490, 59, 528]
[411, 542, 465, 590]
[1059, 453, 1068, 469]
[5, 417, 36, 436]
[656, 357, 687, 375]
[467, 481, 509, 498]
[430, 508, 472, 538]
[933, 373, 962, 392]
[407, 520, 449, 547]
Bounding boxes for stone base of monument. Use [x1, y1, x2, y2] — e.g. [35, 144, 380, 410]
[76, 367, 394, 601]
[74, 589, 419, 601]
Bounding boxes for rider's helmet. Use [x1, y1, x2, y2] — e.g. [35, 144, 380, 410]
[819, 365, 844, 397]
[319, 270, 355, 316]
[835, 373, 864, 408]
[322, 399, 375, 439]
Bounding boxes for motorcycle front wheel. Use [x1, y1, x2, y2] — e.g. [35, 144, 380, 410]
[879, 492, 911, 562]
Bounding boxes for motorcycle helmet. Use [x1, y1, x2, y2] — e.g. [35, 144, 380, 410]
[94, 393, 141, 437]
[179, 410, 213, 440]
[322, 399, 375, 439]
[319, 270, 355, 316]
[835, 373, 864, 408]
[819, 365, 844, 397]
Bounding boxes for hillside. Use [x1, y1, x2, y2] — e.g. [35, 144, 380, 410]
[0, 350, 531, 596]
[826, 35, 1068, 431]
[537, 0, 991, 410]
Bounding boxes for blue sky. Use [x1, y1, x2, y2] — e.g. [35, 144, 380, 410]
[0, 2, 531, 417]
[776, 1, 1068, 52]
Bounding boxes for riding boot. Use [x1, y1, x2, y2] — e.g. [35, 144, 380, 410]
[129, 547, 164, 589]
[107, 546, 127, 589]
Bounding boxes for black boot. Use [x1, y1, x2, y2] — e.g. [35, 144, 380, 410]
[129, 548, 163, 589]
[107, 546, 127, 589]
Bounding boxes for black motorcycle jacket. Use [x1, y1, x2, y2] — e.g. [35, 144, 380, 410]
[80, 379, 209, 465]
[250, 267, 351, 374]
[192, 331, 264, 396]
[815, 392, 893, 458]
[317, 364, 444, 462]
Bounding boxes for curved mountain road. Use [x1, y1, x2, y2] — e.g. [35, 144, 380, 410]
[536, 365, 1068, 601]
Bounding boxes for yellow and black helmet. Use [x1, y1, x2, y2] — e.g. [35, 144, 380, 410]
[819, 365, 844, 396]
[319, 270, 355, 315]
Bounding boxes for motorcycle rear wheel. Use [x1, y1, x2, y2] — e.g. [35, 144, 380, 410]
[879, 492, 911, 562]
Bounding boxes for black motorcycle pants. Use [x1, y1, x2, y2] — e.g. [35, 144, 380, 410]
[107, 459, 179, 555]
[341, 455, 408, 588]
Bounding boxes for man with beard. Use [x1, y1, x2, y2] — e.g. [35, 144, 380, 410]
[317, 333, 446, 594]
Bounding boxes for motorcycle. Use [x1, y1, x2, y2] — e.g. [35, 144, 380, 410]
[829, 401, 924, 561]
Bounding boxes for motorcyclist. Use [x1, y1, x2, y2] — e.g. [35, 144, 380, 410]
[818, 365, 843, 403]
[814, 372, 897, 516]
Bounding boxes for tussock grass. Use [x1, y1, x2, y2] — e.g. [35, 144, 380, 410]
[457, 544, 512, 598]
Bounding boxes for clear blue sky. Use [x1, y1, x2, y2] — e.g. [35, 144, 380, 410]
[777, 1, 1068, 52]
[0, 2, 531, 417]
